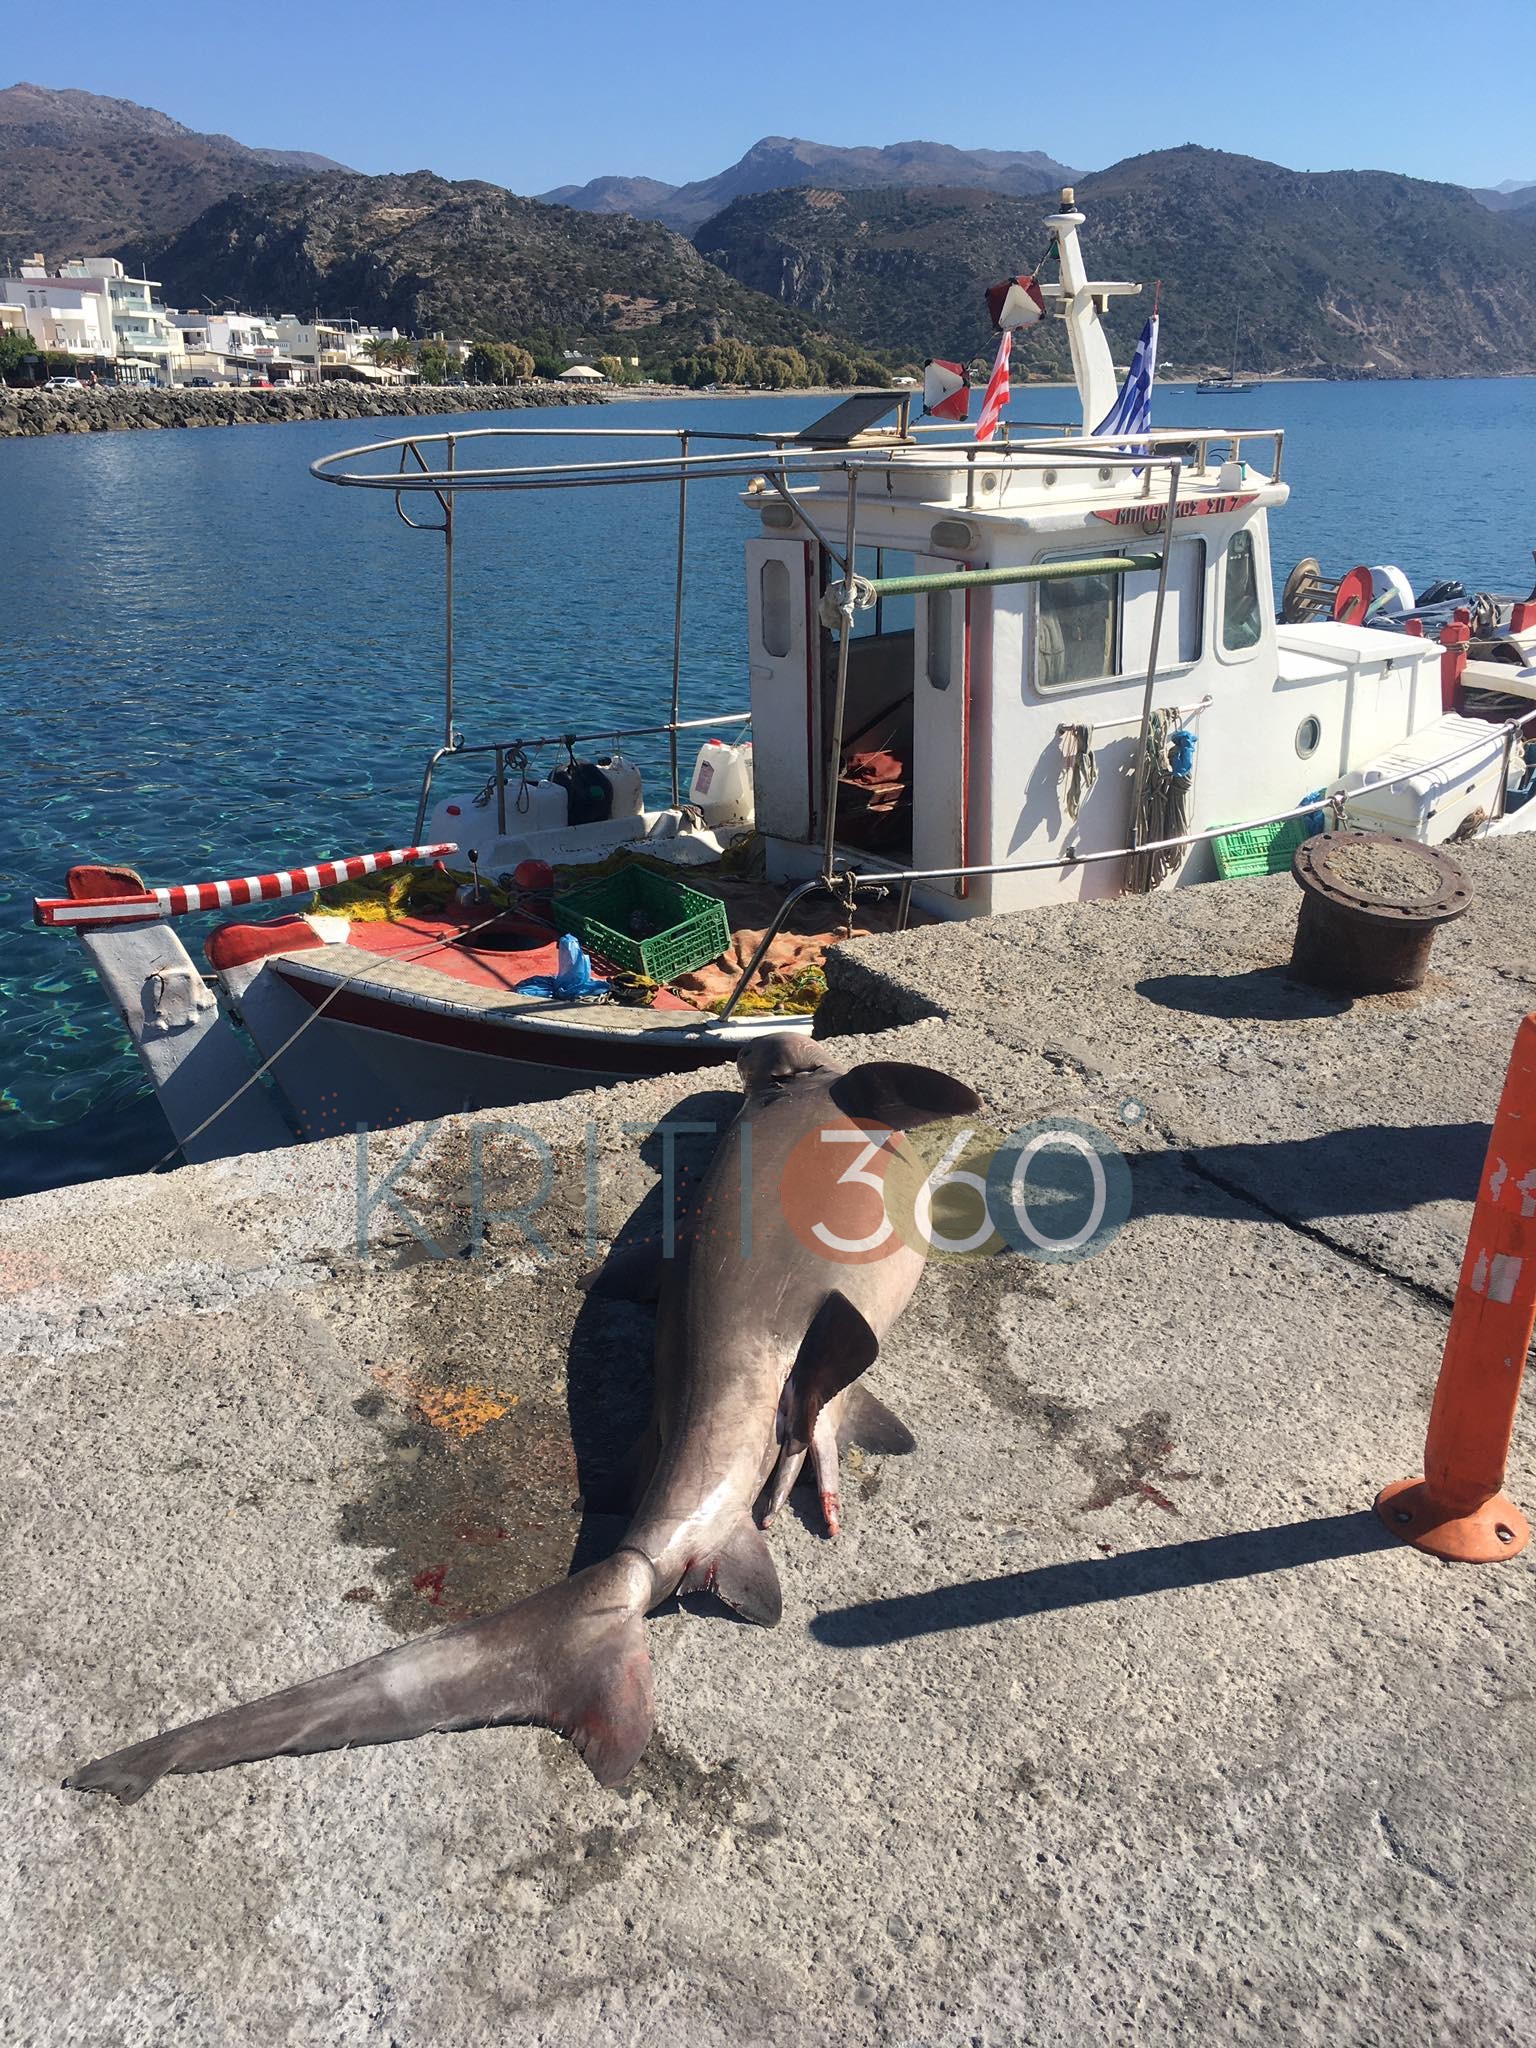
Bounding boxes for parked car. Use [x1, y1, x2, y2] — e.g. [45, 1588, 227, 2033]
[45, 376, 84, 390]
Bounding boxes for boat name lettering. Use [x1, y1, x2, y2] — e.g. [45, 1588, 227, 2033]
[1091, 494, 1258, 527]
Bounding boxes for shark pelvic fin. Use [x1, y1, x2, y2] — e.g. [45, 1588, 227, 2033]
[762, 1291, 884, 1532]
[837, 1384, 917, 1455]
[680, 1514, 783, 1627]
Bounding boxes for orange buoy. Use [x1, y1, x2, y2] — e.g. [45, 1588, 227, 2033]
[1376, 1013, 1536, 1561]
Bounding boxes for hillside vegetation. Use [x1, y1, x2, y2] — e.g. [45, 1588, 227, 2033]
[137, 170, 890, 379]
[0, 81, 344, 267]
[695, 147, 1536, 375]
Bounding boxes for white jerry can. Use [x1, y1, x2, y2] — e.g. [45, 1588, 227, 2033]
[427, 779, 570, 857]
[688, 738, 755, 829]
[596, 752, 645, 817]
[424, 791, 489, 850]
[505, 777, 571, 835]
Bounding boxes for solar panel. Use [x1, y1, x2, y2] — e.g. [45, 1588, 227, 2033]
[793, 392, 910, 447]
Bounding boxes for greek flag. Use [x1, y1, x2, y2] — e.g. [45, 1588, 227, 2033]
[1093, 313, 1158, 447]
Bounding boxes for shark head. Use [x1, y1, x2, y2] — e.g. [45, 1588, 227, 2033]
[735, 1032, 842, 1094]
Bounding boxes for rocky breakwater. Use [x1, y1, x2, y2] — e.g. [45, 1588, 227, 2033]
[0, 381, 609, 438]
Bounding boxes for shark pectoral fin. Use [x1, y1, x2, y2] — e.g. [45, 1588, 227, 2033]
[793, 1289, 881, 1414]
[681, 1516, 783, 1627]
[830, 1060, 981, 1130]
[837, 1384, 917, 1456]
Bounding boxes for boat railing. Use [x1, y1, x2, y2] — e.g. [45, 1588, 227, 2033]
[315, 421, 1249, 804]
[310, 423, 1283, 495]
[411, 710, 752, 844]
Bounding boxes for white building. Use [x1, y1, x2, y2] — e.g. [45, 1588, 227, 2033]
[272, 316, 358, 374]
[57, 260, 185, 382]
[0, 264, 115, 361]
[169, 311, 312, 385]
[0, 256, 183, 380]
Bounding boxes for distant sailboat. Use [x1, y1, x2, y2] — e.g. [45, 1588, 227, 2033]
[1196, 314, 1258, 395]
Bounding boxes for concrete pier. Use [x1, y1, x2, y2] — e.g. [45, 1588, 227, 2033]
[3, 838, 1533, 2046]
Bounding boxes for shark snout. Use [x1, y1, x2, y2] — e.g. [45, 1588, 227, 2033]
[735, 1033, 841, 1092]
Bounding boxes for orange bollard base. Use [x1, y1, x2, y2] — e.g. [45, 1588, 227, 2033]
[1375, 1477, 1531, 1562]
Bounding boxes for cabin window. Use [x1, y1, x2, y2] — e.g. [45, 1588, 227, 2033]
[927, 589, 954, 690]
[1035, 557, 1121, 689]
[1222, 529, 1263, 651]
[1122, 538, 1206, 671]
[760, 557, 792, 659]
[850, 547, 917, 640]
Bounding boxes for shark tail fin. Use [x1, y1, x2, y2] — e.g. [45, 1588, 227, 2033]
[65, 1549, 658, 1805]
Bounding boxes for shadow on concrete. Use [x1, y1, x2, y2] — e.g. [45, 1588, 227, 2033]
[1135, 965, 1349, 1021]
[810, 1510, 1398, 1648]
[565, 1085, 736, 1571]
[1127, 1122, 1487, 1223]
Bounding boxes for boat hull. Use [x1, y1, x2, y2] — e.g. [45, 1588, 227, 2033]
[222, 951, 808, 1143]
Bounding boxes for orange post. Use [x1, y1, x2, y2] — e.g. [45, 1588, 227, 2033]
[1377, 1013, 1536, 1560]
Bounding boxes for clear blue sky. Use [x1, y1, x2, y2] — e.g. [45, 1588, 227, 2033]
[8, 0, 1535, 194]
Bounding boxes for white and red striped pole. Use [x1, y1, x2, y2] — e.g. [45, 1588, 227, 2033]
[33, 842, 459, 930]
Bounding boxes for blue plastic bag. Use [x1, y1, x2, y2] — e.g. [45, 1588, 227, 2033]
[516, 933, 609, 1000]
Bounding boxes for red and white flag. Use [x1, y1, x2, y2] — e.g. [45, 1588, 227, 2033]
[975, 330, 1012, 442]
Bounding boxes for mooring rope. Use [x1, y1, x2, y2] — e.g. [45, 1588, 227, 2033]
[149, 904, 515, 1172]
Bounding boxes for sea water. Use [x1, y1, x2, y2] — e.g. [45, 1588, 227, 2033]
[4, 379, 1535, 1197]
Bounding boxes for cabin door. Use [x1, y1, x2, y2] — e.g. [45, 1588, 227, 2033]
[744, 536, 816, 841]
[912, 557, 971, 898]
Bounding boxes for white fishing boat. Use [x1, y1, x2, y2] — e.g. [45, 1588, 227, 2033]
[35, 188, 1536, 1165]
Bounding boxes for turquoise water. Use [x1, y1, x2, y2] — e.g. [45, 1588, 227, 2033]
[4, 380, 1535, 1197]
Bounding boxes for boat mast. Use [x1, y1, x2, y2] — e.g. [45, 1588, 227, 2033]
[1041, 189, 1143, 431]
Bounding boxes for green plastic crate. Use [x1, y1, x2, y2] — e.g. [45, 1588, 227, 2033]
[553, 863, 730, 984]
[1211, 814, 1313, 880]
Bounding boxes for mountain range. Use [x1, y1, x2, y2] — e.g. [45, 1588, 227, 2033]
[6, 82, 1536, 381]
[1471, 178, 1536, 212]
[136, 169, 869, 375]
[693, 147, 1536, 375]
[538, 136, 1078, 232]
[0, 81, 347, 267]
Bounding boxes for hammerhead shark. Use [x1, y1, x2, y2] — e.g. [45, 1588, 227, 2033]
[67, 1034, 979, 1803]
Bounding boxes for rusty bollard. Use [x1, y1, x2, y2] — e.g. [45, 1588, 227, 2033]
[1290, 832, 1472, 995]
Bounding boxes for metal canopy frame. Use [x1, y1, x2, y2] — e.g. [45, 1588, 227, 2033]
[313, 417, 1227, 843]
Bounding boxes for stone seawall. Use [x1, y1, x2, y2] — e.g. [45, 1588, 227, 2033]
[0, 381, 609, 438]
